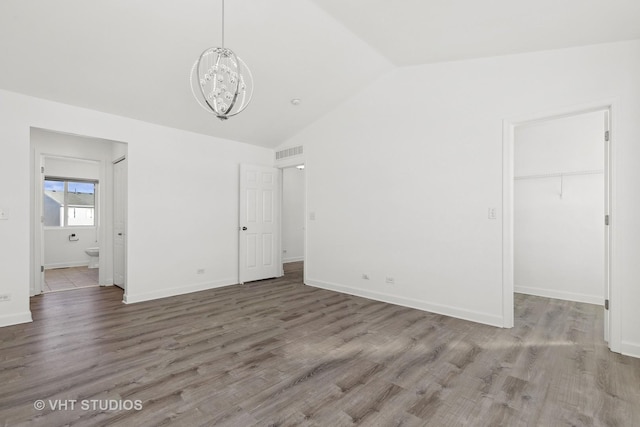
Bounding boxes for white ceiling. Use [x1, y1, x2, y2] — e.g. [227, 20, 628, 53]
[313, 0, 640, 66]
[1, 0, 639, 148]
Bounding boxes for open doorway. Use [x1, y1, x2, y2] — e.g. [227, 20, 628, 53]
[42, 166, 100, 292]
[503, 104, 616, 350]
[31, 128, 128, 297]
[281, 164, 305, 278]
[514, 111, 606, 304]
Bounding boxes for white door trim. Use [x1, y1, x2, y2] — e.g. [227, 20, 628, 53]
[32, 153, 45, 296]
[502, 100, 620, 352]
[113, 156, 127, 294]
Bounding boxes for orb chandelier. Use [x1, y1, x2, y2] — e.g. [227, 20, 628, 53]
[190, 0, 254, 120]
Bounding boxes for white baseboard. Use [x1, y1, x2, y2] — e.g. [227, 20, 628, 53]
[515, 285, 602, 305]
[123, 278, 238, 304]
[283, 256, 304, 263]
[45, 261, 90, 270]
[0, 311, 32, 328]
[305, 278, 504, 328]
[621, 341, 640, 359]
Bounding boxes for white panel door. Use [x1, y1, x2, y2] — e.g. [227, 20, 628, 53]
[113, 158, 127, 289]
[239, 164, 280, 283]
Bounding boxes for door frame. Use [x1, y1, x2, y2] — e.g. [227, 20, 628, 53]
[502, 100, 619, 352]
[30, 128, 128, 297]
[32, 153, 45, 296]
[32, 152, 104, 295]
[113, 156, 127, 293]
[278, 164, 306, 278]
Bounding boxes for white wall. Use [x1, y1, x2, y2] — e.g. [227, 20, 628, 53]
[44, 228, 98, 269]
[282, 167, 305, 262]
[280, 40, 640, 357]
[45, 156, 100, 180]
[41, 154, 101, 269]
[0, 89, 272, 327]
[514, 111, 605, 304]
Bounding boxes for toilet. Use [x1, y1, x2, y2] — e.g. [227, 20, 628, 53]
[85, 247, 99, 269]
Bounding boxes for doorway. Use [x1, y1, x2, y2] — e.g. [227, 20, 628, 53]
[30, 128, 128, 297]
[42, 169, 100, 292]
[237, 163, 305, 284]
[503, 104, 616, 351]
[281, 164, 305, 277]
[514, 111, 606, 304]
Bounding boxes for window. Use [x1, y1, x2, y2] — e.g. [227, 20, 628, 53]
[44, 178, 97, 227]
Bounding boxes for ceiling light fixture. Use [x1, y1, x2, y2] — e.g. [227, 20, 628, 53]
[190, 0, 254, 120]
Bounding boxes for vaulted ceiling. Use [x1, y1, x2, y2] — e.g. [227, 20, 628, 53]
[1, 0, 639, 148]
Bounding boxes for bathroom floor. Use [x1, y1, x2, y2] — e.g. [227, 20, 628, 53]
[44, 267, 99, 293]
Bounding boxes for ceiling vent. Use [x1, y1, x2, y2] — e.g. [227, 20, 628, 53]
[276, 146, 303, 160]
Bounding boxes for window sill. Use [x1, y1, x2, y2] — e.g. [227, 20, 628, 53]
[44, 226, 97, 230]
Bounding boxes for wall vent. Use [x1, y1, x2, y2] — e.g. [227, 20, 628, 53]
[276, 146, 303, 160]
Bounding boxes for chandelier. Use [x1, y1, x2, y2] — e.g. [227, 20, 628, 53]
[190, 0, 254, 120]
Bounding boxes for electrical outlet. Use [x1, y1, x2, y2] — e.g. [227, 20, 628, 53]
[488, 208, 497, 220]
[0, 294, 11, 302]
[362, 274, 369, 280]
[385, 277, 395, 285]
[197, 269, 205, 275]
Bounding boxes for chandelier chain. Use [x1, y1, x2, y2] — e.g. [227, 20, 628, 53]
[221, 0, 225, 48]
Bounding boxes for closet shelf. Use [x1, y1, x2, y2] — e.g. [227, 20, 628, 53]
[514, 169, 604, 180]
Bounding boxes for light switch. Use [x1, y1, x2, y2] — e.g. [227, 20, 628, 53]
[309, 212, 316, 221]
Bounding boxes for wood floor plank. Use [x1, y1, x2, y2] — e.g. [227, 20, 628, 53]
[1, 262, 639, 426]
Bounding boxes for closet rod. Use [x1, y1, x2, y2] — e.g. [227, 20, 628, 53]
[514, 169, 604, 180]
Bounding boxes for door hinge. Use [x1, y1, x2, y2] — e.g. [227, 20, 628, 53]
[41, 216, 44, 223]
[41, 266, 44, 273]
[605, 299, 609, 310]
[605, 214, 610, 226]
[605, 130, 610, 142]
[41, 166, 44, 173]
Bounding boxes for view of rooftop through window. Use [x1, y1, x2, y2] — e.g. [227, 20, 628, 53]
[44, 179, 96, 227]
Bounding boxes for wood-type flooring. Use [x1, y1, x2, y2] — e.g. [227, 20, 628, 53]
[1, 262, 639, 426]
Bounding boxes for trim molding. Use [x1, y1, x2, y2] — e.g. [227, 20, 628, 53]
[123, 278, 238, 304]
[283, 256, 304, 263]
[99, 276, 114, 286]
[0, 311, 33, 328]
[515, 286, 602, 306]
[621, 341, 640, 359]
[45, 261, 90, 269]
[305, 278, 503, 328]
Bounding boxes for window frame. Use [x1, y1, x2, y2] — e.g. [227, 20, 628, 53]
[43, 177, 99, 228]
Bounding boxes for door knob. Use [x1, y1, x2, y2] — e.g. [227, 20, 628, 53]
[242, 226, 247, 231]
[117, 233, 123, 236]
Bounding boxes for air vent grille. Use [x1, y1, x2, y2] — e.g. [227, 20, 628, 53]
[276, 146, 303, 160]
